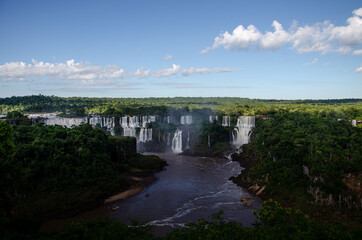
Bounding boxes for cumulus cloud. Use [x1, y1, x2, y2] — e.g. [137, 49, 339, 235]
[201, 24, 261, 53]
[202, 7, 362, 54]
[163, 54, 173, 61]
[152, 64, 181, 78]
[291, 21, 334, 54]
[0, 60, 237, 83]
[332, 9, 362, 48]
[356, 65, 362, 73]
[0, 59, 126, 81]
[259, 21, 291, 50]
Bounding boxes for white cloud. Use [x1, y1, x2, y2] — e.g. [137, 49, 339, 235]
[352, 49, 362, 55]
[259, 21, 291, 50]
[132, 68, 151, 78]
[0, 60, 237, 82]
[181, 67, 237, 76]
[0, 59, 126, 81]
[152, 64, 181, 78]
[291, 21, 334, 54]
[356, 65, 362, 73]
[332, 9, 362, 48]
[163, 55, 173, 61]
[201, 24, 261, 53]
[202, 7, 362, 55]
[304, 58, 318, 66]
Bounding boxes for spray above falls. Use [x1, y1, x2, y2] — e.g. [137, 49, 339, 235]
[34, 113, 256, 153]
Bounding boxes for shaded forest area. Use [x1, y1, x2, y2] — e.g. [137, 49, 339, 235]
[0, 122, 166, 219]
[232, 112, 362, 226]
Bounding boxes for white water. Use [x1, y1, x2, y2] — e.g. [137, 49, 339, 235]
[209, 115, 218, 123]
[222, 116, 230, 127]
[185, 131, 190, 149]
[180, 115, 192, 125]
[123, 127, 137, 138]
[172, 130, 183, 153]
[119, 115, 155, 142]
[139, 128, 153, 142]
[232, 116, 255, 148]
[44, 117, 87, 128]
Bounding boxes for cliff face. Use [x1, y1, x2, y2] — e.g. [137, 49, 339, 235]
[303, 165, 362, 210]
[232, 142, 362, 229]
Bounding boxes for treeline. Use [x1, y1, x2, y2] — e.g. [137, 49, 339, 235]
[1, 95, 361, 120]
[0, 122, 166, 219]
[232, 111, 362, 224]
[1, 200, 361, 240]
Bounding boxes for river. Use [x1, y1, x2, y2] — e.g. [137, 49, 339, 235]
[43, 152, 263, 236]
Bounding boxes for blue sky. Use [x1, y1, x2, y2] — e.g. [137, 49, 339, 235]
[0, 0, 361, 99]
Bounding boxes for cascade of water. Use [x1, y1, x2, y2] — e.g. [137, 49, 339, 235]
[129, 116, 140, 128]
[139, 128, 153, 142]
[222, 116, 230, 127]
[172, 130, 183, 153]
[121, 116, 128, 128]
[141, 116, 156, 127]
[185, 131, 190, 149]
[180, 115, 192, 125]
[44, 117, 87, 128]
[123, 127, 137, 138]
[89, 116, 103, 127]
[232, 116, 255, 148]
[209, 115, 217, 123]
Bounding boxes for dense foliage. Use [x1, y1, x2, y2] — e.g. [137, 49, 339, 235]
[233, 112, 362, 224]
[0, 122, 165, 218]
[1, 95, 361, 120]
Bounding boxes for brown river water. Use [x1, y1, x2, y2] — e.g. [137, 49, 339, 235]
[43, 152, 263, 236]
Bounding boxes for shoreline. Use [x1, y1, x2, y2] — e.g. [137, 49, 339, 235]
[104, 175, 156, 203]
[40, 174, 158, 233]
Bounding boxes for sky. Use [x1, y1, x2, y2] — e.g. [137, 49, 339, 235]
[0, 0, 361, 99]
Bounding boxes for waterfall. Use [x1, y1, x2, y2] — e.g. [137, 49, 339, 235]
[44, 117, 87, 128]
[129, 116, 140, 128]
[89, 116, 103, 127]
[89, 116, 115, 133]
[209, 115, 217, 123]
[232, 116, 255, 148]
[123, 127, 137, 138]
[142, 115, 156, 127]
[119, 115, 154, 142]
[121, 116, 128, 128]
[172, 130, 183, 153]
[222, 116, 230, 127]
[180, 115, 192, 125]
[139, 128, 152, 142]
[185, 131, 190, 149]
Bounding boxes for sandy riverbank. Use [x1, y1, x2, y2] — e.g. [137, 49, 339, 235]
[105, 175, 156, 203]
